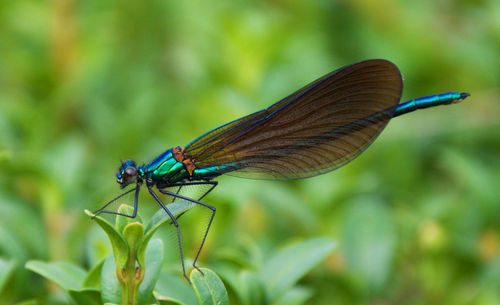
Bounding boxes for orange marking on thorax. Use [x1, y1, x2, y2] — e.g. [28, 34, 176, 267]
[173, 146, 196, 176]
[172, 146, 184, 162]
[183, 159, 196, 176]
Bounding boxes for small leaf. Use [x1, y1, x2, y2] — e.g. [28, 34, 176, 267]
[0, 257, 16, 294]
[144, 199, 196, 235]
[190, 268, 229, 305]
[122, 222, 144, 256]
[86, 225, 112, 267]
[68, 288, 103, 305]
[155, 272, 198, 305]
[24, 260, 102, 305]
[139, 199, 195, 265]
[85, 210, 129, 271]
[208, 263, 243, 304]
[101, 255, 122, 304]
[25, 261, 86, 291]
[83, 258, 105, 289]
[136, 238, 164, 305]
[258, 237, 336, 302]
[116, 204, 143, 234]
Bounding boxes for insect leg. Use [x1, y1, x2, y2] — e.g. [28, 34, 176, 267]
[159, 188, 216, 275]
[148, 185, 190, 283]
[92, 184, 140, 218]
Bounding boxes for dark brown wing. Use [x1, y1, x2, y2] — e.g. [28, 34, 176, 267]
[185, 59, 403, 180]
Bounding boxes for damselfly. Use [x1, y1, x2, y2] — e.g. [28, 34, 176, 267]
[94, 59, 469, 281]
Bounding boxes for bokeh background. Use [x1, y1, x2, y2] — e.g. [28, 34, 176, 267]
[1, 0, 499, 304]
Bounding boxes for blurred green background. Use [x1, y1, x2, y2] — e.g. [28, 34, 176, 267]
[0, 0, 499, 304]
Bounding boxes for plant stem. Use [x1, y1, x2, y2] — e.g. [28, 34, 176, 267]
[122, 248, 139, 305]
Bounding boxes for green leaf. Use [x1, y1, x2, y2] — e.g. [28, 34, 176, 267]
[22, 261, 101, 304]
[0, 224, 25, 259]
[83, 258, 105, 289]
[116, 204, 143, 234]
[137, 238, 164, 305]
[68, 288, 103, 305]
[14, 300, 38, 305]
[157, 300, 185, 305]
[215, 237, 261, 269]
[86, 225, 113, 268]
[272, 286, 313, 305]
[139, 199, 195, 266]
[101, 255, 122, 304]
[144, 199, 196, 234]
[190, 268, 229, 305]
[238, 270, 265, 305]
[155, 272, 198, 305]
[342, 199, 396, 291]
[0, 194, 48, 260]
[25, 261, 86, 291]
[203, 264, 239, 301]
[122, 222, 145, 257]
[85, 210, 129, 271]
[258, 237, 336, 302]
[0, 257, 16, 294]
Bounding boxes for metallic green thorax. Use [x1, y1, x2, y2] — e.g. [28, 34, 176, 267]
[145, 146, 226, 185]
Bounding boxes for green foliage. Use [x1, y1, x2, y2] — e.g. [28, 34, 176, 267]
[220, 237, 336, 305]
[1, 0, 499, 304]
[0, 258, 16, 294]
[26, 207, 331, 305]
[25, 260, 101, 305]
[342, 199, 395, 291]
[190, 269, 229, 305]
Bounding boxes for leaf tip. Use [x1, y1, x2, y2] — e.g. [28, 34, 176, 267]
[84, 209, 96, 217]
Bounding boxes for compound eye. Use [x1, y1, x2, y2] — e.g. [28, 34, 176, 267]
[125, 167, 137, 176]
[116, 173, 122, 179]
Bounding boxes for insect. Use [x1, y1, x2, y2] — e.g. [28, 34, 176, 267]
[94, 59, 469, 281]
